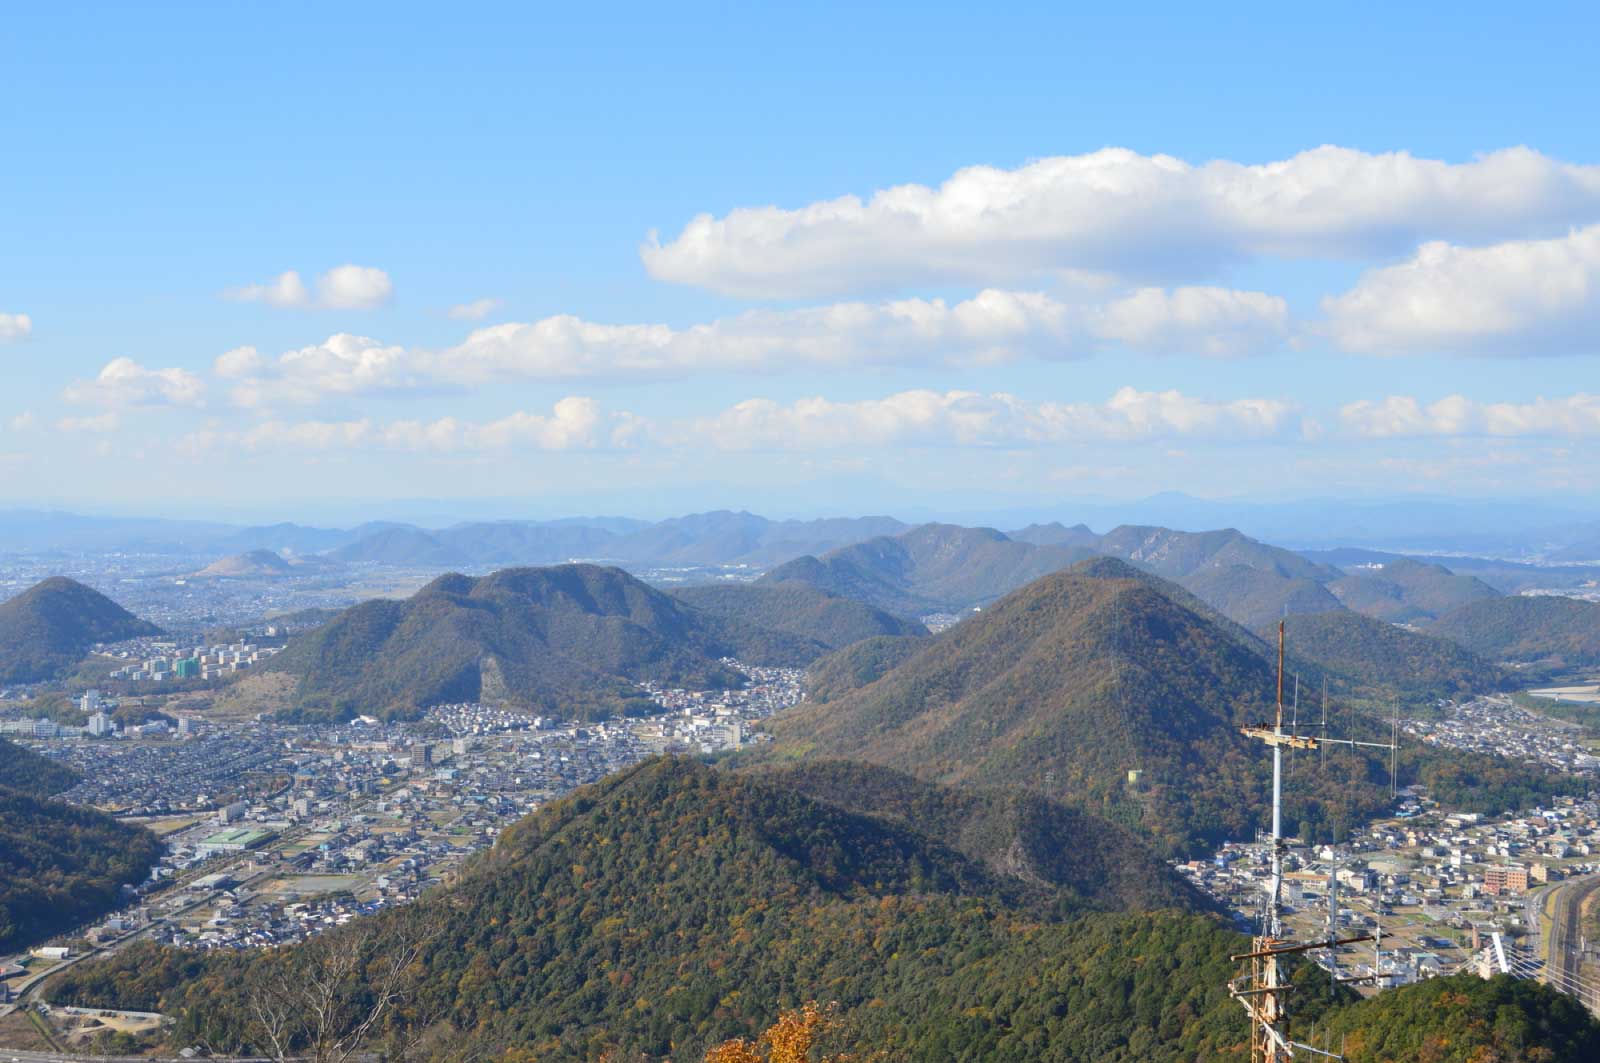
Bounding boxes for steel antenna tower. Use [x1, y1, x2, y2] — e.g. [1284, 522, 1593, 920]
[1230, 620, 1400, 1062]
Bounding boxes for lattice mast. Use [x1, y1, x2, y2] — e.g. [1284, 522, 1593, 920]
[1230, 621, 1397, 1062]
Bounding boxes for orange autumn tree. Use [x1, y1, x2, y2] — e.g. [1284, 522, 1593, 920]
[704, 1002, 854, 1063]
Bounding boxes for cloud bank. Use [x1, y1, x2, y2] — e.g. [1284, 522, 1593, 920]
[1324, 225, 1600, 356]
[643, 146, 1600, 297]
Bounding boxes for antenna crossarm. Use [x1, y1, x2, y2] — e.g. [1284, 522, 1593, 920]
[1232, 934, 1376, 962]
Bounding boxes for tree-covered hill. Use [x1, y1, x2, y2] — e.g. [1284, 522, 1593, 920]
[759, 760, 1213, 913]
[0, 738, 161, 951]
[1276, 610, 1512, 698]
[265, 564, 824, 721]
[670, 580, 928, 650]
[48, 757, 1600, 1062]
[1428, 595, 1600, 668]
[0, 732, 80, 794]
[0, 576, 162, 684]
[769, 567, 1584, 857]
[761, 523, 1099, 616]
[804, 633, 929, 703]
[765, 569, 1397, 856]
[1328, 558, 1501, 623]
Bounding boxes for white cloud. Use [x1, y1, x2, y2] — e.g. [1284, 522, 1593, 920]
[642, 146, 1600, 298]
[226, 286, 1289, 405]
[1341, 393, 1600, 437]
[56, 413, 122, 433]
[1090, 287, 1290, 357]
[8, 412, 36, 432]
[686, 387, 1300, 450]
[225, 333, 417, 407]
[448, 298, 503, 321]
[224, 265, 392, 310]
[181, 398, 615, 455]
[0, 313, 32, 341]
[317, 265, 393, 310]
[63, 358, 206, 408]
[214, 345, 268, 378]
[1323, 225, 1600, 355]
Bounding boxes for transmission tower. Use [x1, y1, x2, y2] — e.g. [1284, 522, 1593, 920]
[1229, 620, 1400, 1062]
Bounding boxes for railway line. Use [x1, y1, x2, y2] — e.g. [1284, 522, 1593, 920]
[1542, 871, 1600, 1014]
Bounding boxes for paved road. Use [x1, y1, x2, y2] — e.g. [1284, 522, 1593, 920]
[1545, 872, 1600, 1014]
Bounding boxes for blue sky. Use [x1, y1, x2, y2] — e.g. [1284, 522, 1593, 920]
[4, 2, 1599, 521]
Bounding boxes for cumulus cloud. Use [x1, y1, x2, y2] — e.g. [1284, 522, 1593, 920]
[642, 146, 1600, 297]
[63, 358, 206, 408]
[686, 387, 1301, 450]
[224, 265, 393, 310]
[1323, 225, 1600, 355]
[1341, 393, 1600, 437]
[182, 397, 615, 454]
[57, 413, 122, 433]
[8, 412, 36, 432]
[448, 298, 503, 321]
[0, 312, 32, 341]
[225, 333, 417, 407]
[225, 286, 1289, 405]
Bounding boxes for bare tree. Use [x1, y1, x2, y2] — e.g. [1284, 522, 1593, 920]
[247, 910, 445, 1063]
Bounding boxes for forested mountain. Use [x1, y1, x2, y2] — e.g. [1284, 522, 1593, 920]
[671, 581, 928, 649]
[0, 738, 161, 951]
[1277, 611, 1512, 698]
[764, 566, 1586, 856]
[762, 568, 1398, 856]
[0, 733, 79, 794]
[761, 523, 1100, 616]
[265, 564, 823, 721]
[1428, 595, 1600, 667]
[1180, 564, 1344, 628]
[804, 634, 929, 703]
[50, 757, 1600, 1062]
[0, 576, 162, 684]
[764, 521, 1356, 631]
[1328, 558, 1501, 623]
[762, 760, 1212, 913]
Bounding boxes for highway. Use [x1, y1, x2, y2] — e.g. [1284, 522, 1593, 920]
[1542, 871, 1600, 1014]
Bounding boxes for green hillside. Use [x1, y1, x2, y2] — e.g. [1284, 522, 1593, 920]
[266, 564, 823, 721]
[0, 576, 162, 684]
[1180, 564, 1345, 629]
[0, 738, 161, 951]
[1329, 558, 1501, 623]
[1277, 611, 1512, 698]
[770, 567, 1585, 856]
[766, 569, 1397, 856]
[763, 760, 1213, 913]
[804, 634, 929, 703]
[671, 580, 927, 650]
[50, 757, 1600, 1062]
[0, 732, 80, 794]
[762, 523, 1098, 616]
[1428, 595, 1600, 667]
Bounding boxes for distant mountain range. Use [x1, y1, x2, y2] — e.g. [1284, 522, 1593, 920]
[8, 494, 1600, 562]
[262, 564, 837, 721]
[0, 577, 162, 684]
